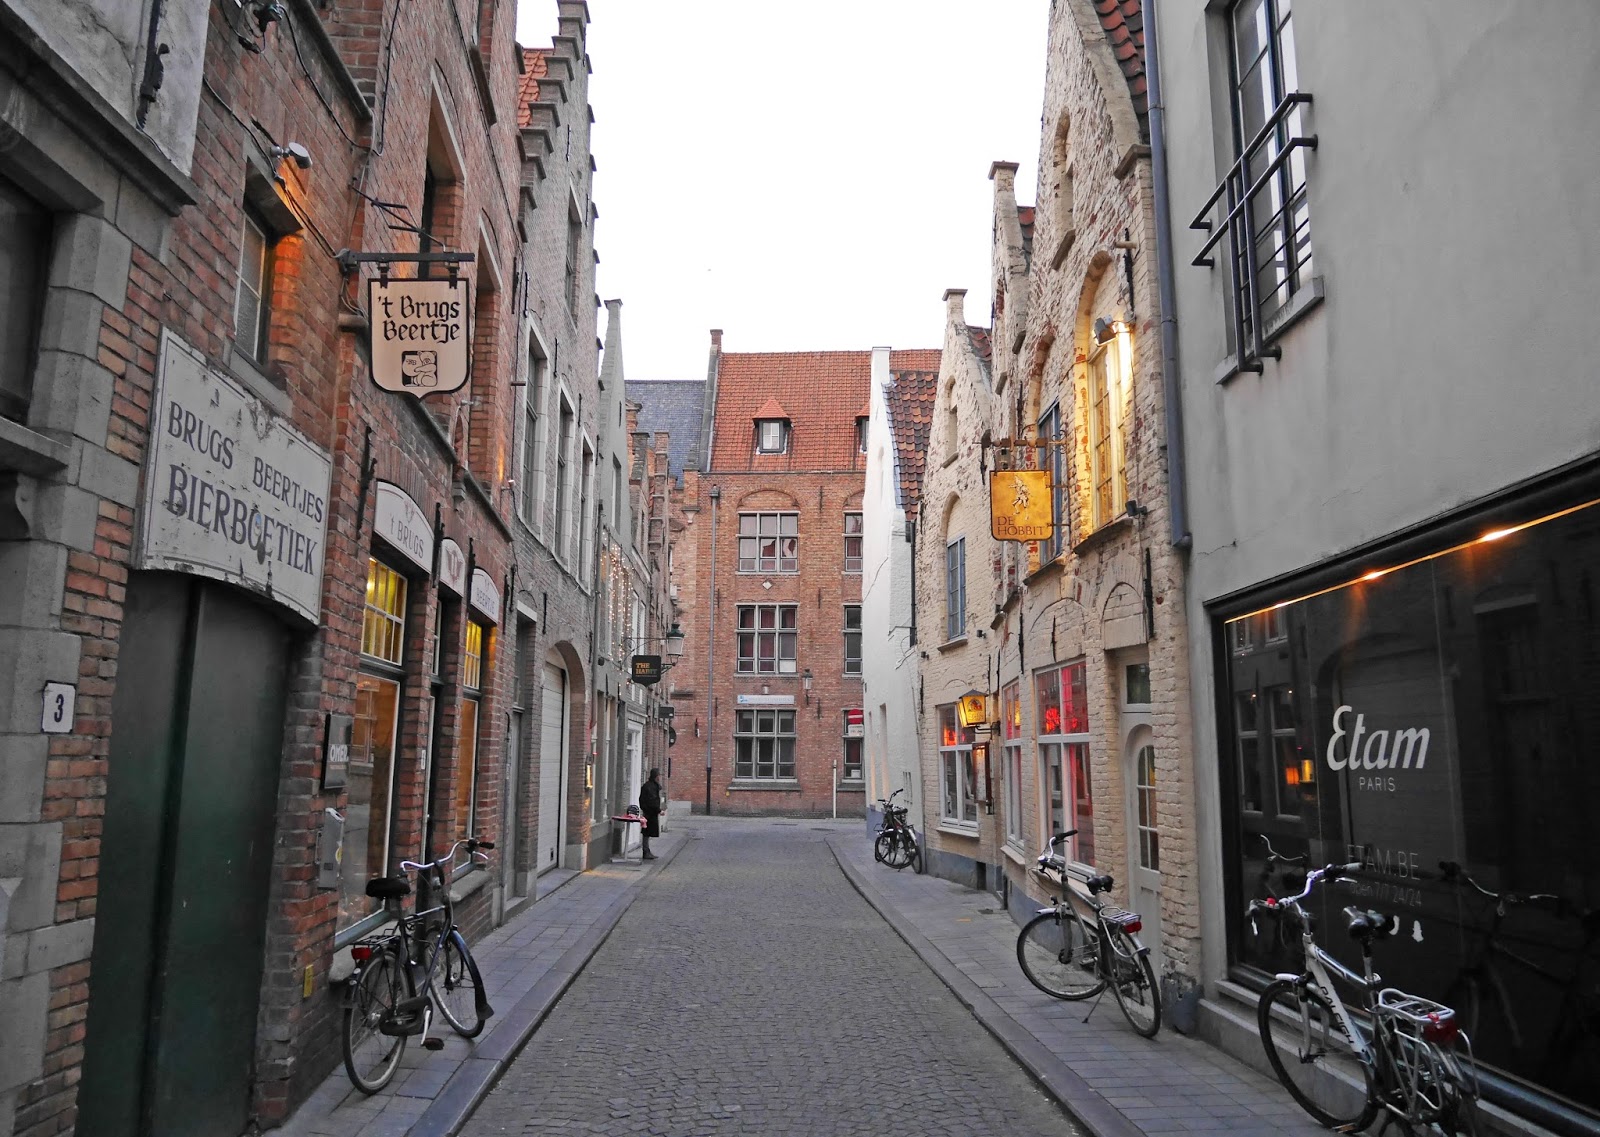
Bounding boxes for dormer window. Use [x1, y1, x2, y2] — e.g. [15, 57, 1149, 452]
[856, 416, 870, 453]
[756, 418, 788, 454]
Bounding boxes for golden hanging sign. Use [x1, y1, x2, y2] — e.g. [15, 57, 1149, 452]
[990, 469, 1054, 542]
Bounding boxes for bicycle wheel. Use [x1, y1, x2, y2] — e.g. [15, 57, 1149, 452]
[1017, 909, 1103, 999]
[1108, 931, 1162, 1038]
[434, 930, 487, 1037]
[1259, 978, 1376, 1130]
[343, 949, 407, 1093]
[874, 831, 904, 867]
[905, 831, 924, 875]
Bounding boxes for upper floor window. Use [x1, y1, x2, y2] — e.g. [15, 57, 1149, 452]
[736, 604, 797, 674]
[1192, 0, 1315, 372]
[756, 418, 789, 454]
[521, 349, 546, 527]
[361, 558, 408, 665]
[1036, 404, 1066, 562]
[1087, 330, 1129, 532]
[463, 618, 485, 690]
[856, 416, 869, 453]
[0, 173, 49, 423]
[234, 211, 274, 363]
[843, 512, 863, 573]
[843, 605, 862, 675]
[565, 200, 583, 313]
[945, 537, 966, 642]
[738, 512, 798, 573]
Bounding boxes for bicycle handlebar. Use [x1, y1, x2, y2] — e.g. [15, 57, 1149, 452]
[1258, 834, 1308, 867]
[1248, 861, 1363, 923]
[401, 837, 494, 875]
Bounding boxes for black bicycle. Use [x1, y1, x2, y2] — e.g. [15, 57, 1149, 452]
[1016, 830, 1161, 1037]
[872, 787, 923, 874]
[342, 838, 496, 1093]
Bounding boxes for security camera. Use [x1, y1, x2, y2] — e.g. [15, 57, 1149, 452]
[272, 142, 313, 170]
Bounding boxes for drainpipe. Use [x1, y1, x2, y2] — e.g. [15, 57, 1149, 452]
[1144, 0, 1192, 550]
[703, 485, 720, 815]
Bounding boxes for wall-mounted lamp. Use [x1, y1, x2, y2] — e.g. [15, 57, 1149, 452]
[1093, 317, 1131, 346]
[1125, 499, 1149, 519]
[664, 622, 685, 659]
[802, 667, 814, 705]
[269, 142, 313, 170]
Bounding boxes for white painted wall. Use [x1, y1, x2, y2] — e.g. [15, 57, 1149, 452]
[861, 346, 923, 831]
[1157, 0, 1600, 982]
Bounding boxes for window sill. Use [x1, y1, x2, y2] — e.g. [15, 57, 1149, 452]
[940, 451, 959, 468]
[1023, 553, 1066, 586]
[0, 417, 71, 477]
[935, 635, 968, 653]
[729, 779, 802, 791]
[734, 570, 799, 576]
[937, 822, 980, 839]
[1072, 513, 1133, 557]
[1214, 276, 1326, 386]
[1050, 228, 1077, 270]
[227, 343, 292, 418]
[1002, 842, 1029, 868]
[448, 865, 492, 904]
[836, 781, 866, 793]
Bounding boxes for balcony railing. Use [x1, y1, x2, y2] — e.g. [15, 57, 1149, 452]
[1190, 92, 1318, 374]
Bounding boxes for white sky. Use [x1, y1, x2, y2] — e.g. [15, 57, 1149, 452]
[514, 0, 1048, 381]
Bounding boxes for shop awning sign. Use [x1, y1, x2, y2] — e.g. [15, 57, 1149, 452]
[990, 469, 1054, 542]
[369, 277, 470, 395]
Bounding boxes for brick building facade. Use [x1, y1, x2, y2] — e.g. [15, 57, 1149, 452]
[0, 0, 555, 1131]
[654, 336, 937, 818]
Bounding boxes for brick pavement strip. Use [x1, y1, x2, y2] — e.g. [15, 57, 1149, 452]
[460, 818, 1083, 1137]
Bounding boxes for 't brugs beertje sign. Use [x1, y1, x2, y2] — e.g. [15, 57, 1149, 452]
[370, 277, 470, 395]
[139, 332, 333, 623]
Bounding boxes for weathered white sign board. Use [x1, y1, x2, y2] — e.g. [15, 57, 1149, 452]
[140, 332, 332, 623]
[373, 482, 433, 574]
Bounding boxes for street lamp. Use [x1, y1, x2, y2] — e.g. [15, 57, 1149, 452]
[664, 622, 685, 659]
[802, 667, 814, 705]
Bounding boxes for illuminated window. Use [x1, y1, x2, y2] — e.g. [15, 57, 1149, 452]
[1087, 335, 1128, 532]
[362, 559, 407, 664]
[1036, 661, 1094, 864]
[463, 620, 485, 689]
[1001, 681, 1025, 846]
[234, 211, 274, 362]
[454, 696, 480, 840]
[938, 704, 978, 825]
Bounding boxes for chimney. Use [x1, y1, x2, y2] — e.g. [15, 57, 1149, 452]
[943, 288, 968, 329]
[710, 328, 723, 352]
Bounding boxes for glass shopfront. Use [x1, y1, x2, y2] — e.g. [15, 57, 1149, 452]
[1222, 495, 1600, 1115]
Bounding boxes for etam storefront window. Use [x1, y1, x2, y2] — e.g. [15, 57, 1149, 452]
[1224, 495, 1600, 1116]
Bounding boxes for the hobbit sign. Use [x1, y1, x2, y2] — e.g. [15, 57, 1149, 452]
[990, 469, 1053, 542]
[369, 277, 470, 395]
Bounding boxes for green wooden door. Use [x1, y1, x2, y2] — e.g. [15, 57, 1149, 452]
[79, 574, 291, 1137]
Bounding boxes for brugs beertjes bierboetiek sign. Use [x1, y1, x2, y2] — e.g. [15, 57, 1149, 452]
[370, 277, 470, 395]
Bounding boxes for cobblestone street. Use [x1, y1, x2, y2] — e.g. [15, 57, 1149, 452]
[460, 819, 1082, 1136]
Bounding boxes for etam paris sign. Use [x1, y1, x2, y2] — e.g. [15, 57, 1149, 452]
[139, 332, 332, 622]
[369, 277, 470, 395]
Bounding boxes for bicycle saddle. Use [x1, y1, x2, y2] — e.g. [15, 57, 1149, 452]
[365, 875, 411, 900]
[1342, 905, 1393, 942]
[1087, 873, 1114, 895]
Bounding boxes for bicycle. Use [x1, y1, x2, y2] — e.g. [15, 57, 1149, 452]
[342, 838, 497, 1093]
[1247, 862, 1480, 1135]
[872, 787, 923, 874]
[1016, 830, 1161, 1038]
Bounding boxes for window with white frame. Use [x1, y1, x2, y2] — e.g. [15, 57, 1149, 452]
[843, 512, 863, 573]
[1087, 333, 1128, 532]
[842, 708, 864, 781]
[737, 512, 798, 573]
[938, 704, 978, 826]
[1001, 680, 1025, 847]
[843, 605, 862, 675]
[1036, 660, 1095, 864]
[945, 537, 966, 642]
[734, 709, 795, 780]
[856, 416, 869, 453]
[735, 604, 797, 674]
[756, 418, 788, 454]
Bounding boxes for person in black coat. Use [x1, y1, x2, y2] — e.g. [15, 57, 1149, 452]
[639, 768, 662, 860]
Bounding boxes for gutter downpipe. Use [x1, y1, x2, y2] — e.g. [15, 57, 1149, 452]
[703, 484, 720, 815]
[1145, 0, 1193, 550]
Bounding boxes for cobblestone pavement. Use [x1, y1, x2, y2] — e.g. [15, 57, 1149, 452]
[460, 818, 1082, 1137]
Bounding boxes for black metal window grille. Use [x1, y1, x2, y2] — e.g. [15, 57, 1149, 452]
[1191, 0, 1316, 373]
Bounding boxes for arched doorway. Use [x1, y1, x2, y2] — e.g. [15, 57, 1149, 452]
[1124, 724, 1164, 976]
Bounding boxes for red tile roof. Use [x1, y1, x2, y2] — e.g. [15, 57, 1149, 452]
[753, 395, 790, 420]
[517, 49, 548, 128]
[1017, 205, 1036, 261]
[1094, 0, 1148, 137]
[966, 325, 993, 367]
[710, 350, 939, 473]
[883, 366, 941, 518]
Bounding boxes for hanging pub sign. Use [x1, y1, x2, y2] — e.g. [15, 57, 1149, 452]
[630, 655, 663, 687]
[956, 690, 989, 728]
[990, 468, 1054, 542]
[369, 277, 471, 395]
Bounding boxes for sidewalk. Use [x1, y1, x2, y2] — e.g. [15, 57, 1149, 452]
[276, 830, 688, 1137]
[828, 834, 1327, 1137]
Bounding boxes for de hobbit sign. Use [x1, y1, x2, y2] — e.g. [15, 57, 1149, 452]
[369, 277, 470, 395]
[140, 332, 332, 623]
